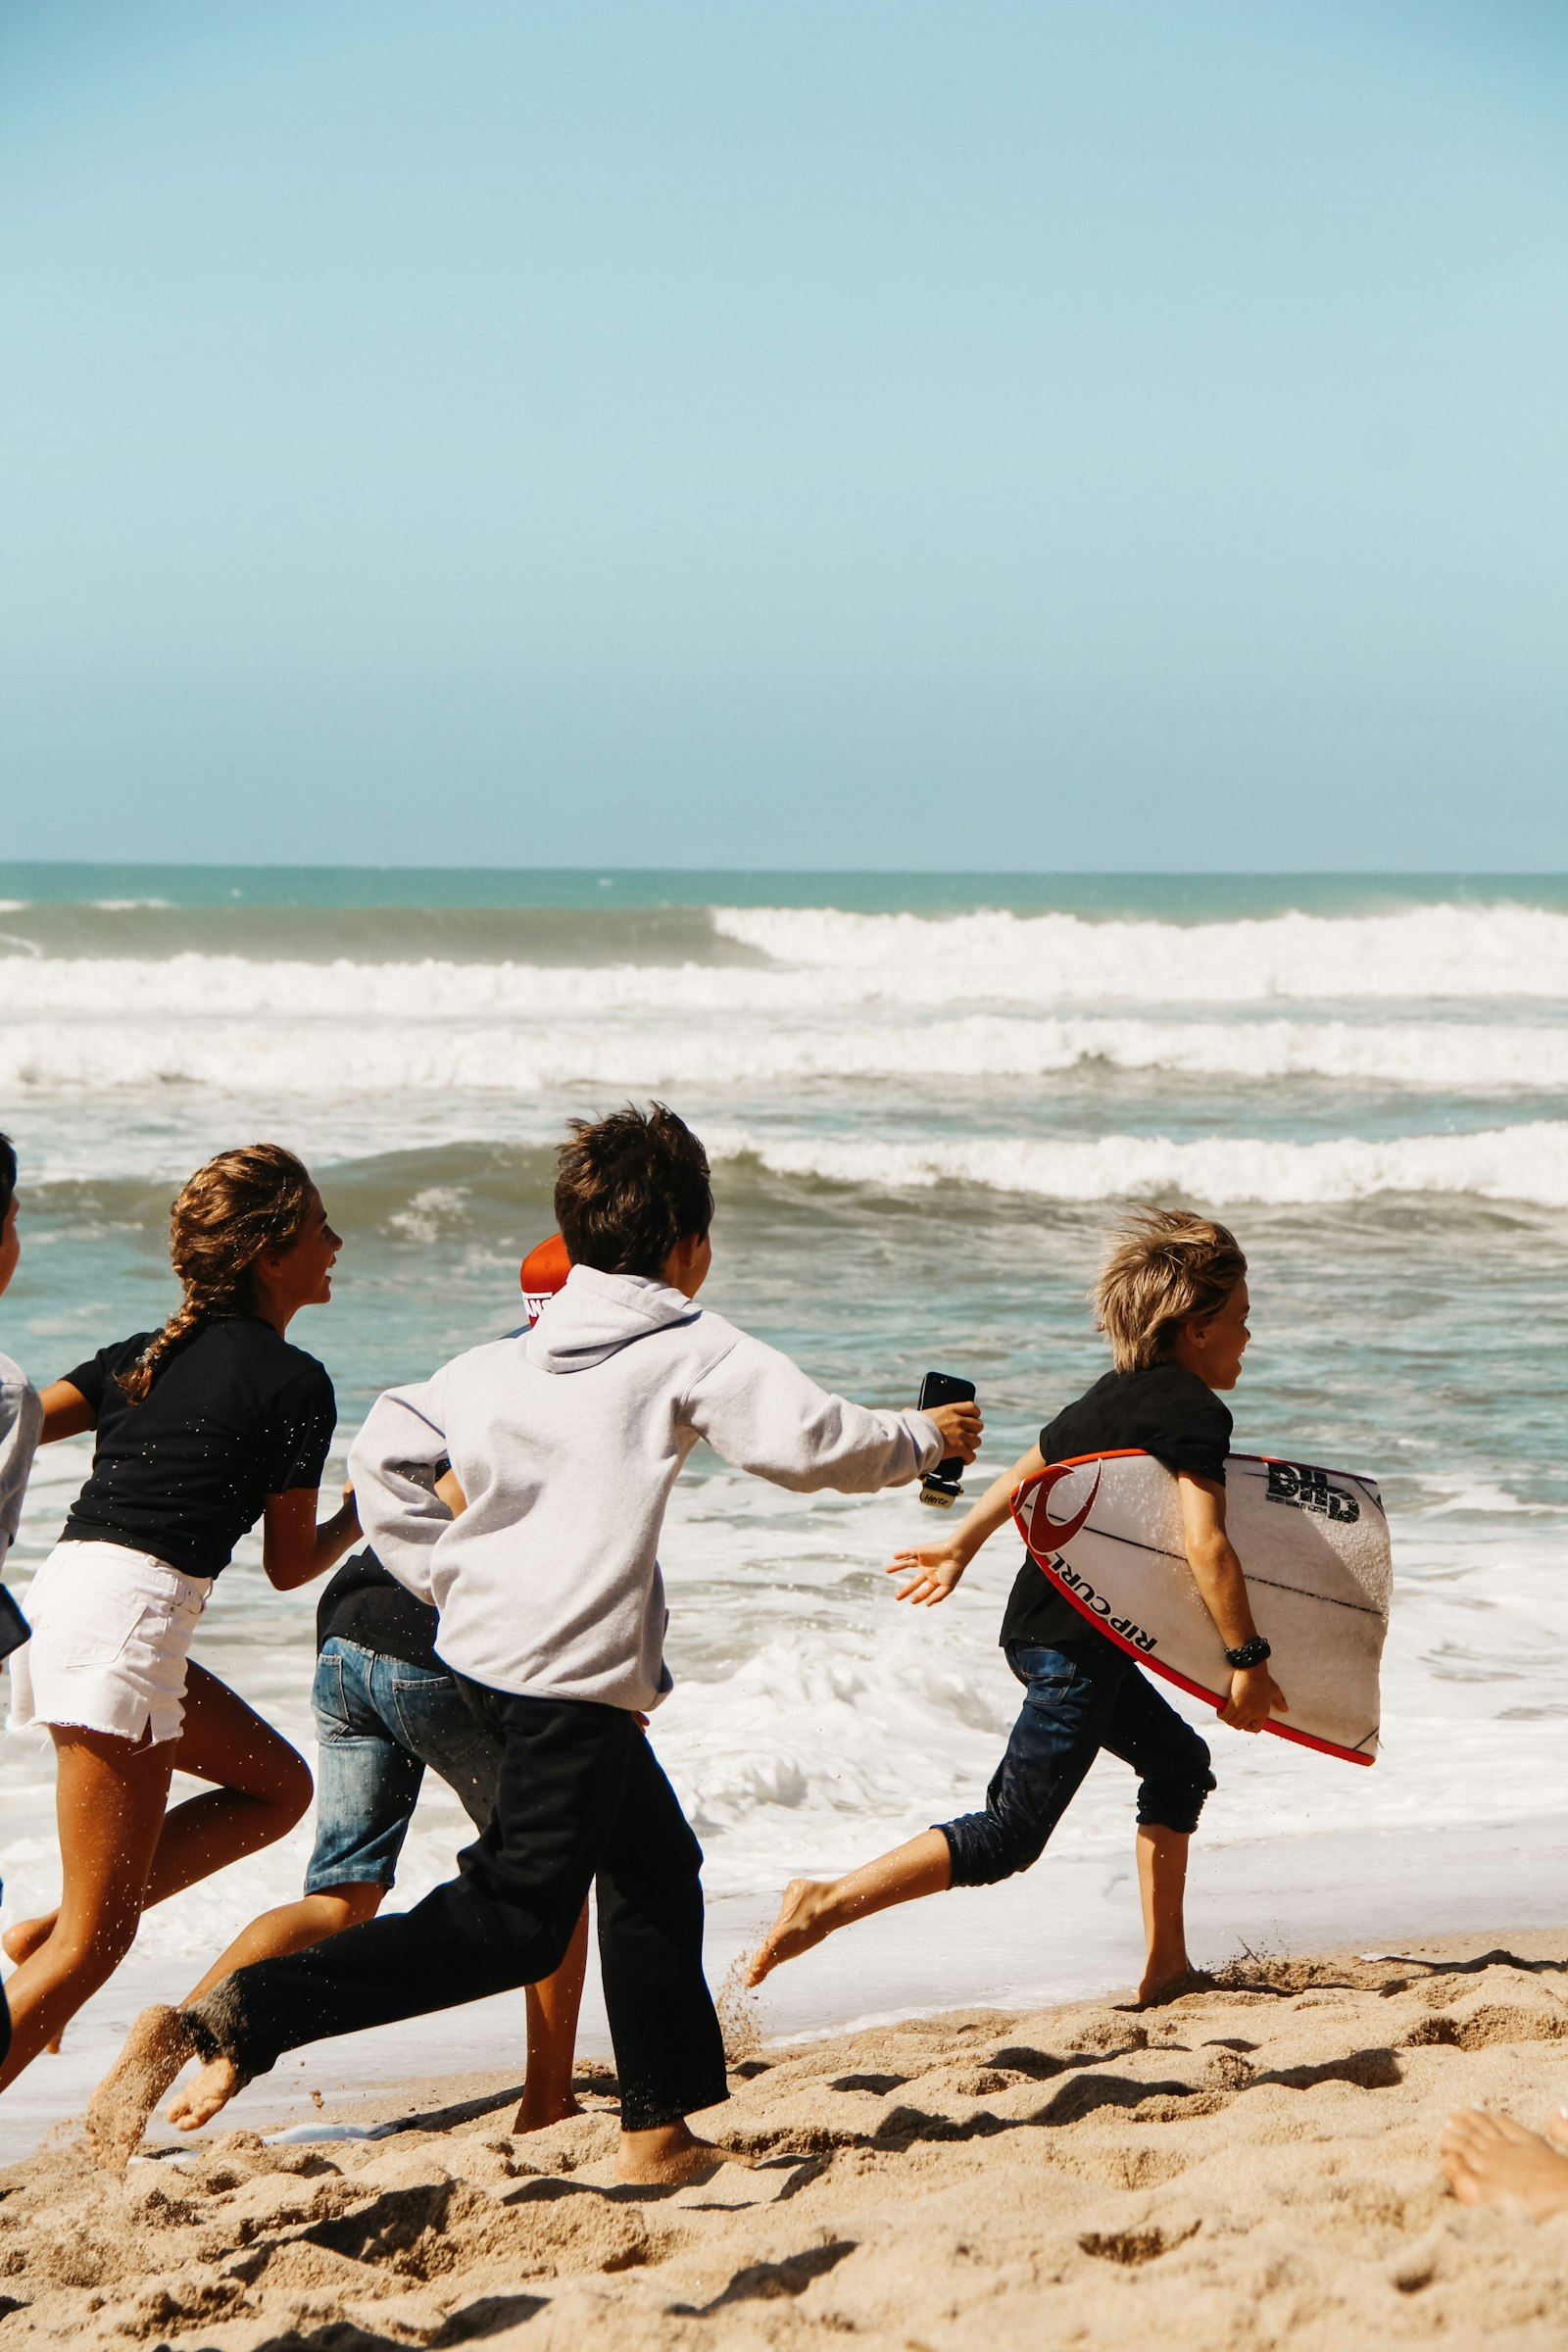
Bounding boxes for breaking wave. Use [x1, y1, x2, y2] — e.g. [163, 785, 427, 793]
[701, 1122, 1568, 1208]
[713, 901, 1568, 1002]
[4, 1007, 1568, 1096]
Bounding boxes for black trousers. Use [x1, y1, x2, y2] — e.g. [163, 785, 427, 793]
[188, 1687, 729, 2132]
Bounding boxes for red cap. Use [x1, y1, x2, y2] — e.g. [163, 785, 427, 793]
[519, 1233, 571, 1326]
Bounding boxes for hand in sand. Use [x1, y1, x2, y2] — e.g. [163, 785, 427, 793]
[888, 1540, 967, 1606]
[1441, 2106, 1568, 2220]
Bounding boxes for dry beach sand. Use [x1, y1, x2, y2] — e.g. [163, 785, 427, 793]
[7, 1932, 1568, 2350]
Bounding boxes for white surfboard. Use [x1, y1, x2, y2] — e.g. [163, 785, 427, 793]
[1010, 1450, 1391, 1767]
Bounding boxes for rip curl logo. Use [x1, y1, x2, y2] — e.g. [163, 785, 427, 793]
[1265, 1461, 1360, 1524]
[1047, 1558, 1157, 1653]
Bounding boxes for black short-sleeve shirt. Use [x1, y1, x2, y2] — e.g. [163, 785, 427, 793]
[999, 1363, 1233, 1651]
[316, 1547, 443, 1674]
[60, 1318, 336, 1579]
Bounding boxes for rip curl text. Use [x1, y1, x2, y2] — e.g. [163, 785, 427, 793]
[1047, 1558, 1157, 1652]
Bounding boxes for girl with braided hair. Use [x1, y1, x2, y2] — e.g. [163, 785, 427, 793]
[0, 1145, 360, 2089]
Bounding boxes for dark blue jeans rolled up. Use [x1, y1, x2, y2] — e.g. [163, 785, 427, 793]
[941, 1634, 1216, 1888]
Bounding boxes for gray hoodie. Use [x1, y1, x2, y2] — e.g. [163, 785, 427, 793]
[349, 1264, 944, 1711]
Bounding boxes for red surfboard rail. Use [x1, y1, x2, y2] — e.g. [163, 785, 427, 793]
[1009, 1448, 1378, 1769]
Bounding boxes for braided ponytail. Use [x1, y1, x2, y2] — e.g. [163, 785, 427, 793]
[118, 1145, 316, 1403]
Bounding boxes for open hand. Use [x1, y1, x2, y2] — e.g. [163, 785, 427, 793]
[887, 1542, 968, 1606]
[926, 1399, 983, 1463]
[1220, 1663, 1288, 1734]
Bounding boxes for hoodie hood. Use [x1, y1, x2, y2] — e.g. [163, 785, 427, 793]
[524, 1262, 703, 1374]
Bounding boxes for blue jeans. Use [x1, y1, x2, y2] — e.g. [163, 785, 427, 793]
[941, 1636, 1216, 1887]
[304, 1637, 504, 1893]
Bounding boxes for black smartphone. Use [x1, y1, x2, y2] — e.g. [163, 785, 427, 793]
[916, 1371, 976, 1509]
[0, 1585, 30, 1663]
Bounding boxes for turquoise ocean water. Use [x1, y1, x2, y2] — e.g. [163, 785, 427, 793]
[1, 865, 1565, 2145]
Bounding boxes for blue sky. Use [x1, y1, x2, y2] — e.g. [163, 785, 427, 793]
[1, 1, 1564, 868]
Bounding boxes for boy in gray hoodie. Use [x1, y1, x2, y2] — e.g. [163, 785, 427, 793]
[89, 1104, 981, 2182]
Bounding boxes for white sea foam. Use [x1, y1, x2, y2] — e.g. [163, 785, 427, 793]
[4, 901, 1568, 1029]
[703, 1121, 1568, 1207]
[4, 999, 1568, 1096]
[714, 900, 1568, 1002]
[1415, 1478, 1553, 1517]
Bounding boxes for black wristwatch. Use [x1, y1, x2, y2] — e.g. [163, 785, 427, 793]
[1224, 1636, 1272, 1671]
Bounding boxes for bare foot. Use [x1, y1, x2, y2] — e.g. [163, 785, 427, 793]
[1135, 1962, 1211, 2007]
[615, 2120, 737, 2186]
[1441, 2107, 1568, 2220]
[510, 2089, 585, 2133]
[2, 1912, 56, 1967]
[746, 1879, 838, 1986]
[167, 2053, 244, 2133]
[86, 2005, 198, 2173]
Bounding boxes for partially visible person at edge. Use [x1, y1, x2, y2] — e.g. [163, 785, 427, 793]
[179, 1234, 589, 2137]
[748, 1208, 1287, 2005]
[1440, 2106, 1568, 2221]
[0, 1133, 44, 2069]
[0, 1145, 360, 2090]
[88, 1102, 982, 2184]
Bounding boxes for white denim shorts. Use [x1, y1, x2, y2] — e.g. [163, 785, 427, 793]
[8, 1541, 213, 1746]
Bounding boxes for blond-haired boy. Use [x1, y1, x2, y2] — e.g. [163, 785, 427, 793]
[750, 1208, 1287, 2002]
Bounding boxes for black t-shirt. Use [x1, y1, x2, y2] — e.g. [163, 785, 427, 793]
[999, 1363, 1233, 1651]
[317, 1547, 443, 1674]
[60, 1318, 336, 1579]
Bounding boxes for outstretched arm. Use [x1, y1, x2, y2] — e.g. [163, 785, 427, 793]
[1177, 1472, 1288, 1733]
[685, 1333, 980, 1494]
[888, 1441, 1046, 1605]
